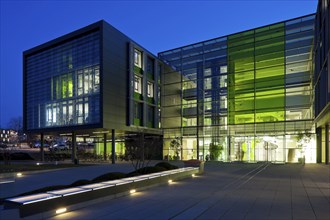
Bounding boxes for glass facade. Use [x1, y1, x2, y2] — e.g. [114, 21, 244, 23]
[25, 31, 100, 130]
[159, 15, 316, 163]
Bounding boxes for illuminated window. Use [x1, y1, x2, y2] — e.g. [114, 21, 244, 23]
[147, 81, 154, 97]
[94, 68, 100, 92]
[134, 75, 142, 93]
[68, 102, 73, 124]
[220, 75, 227, 88]
[84, 100, 89, 123]
[84, 69, 89, 94]
[204, 78, 212, 90]
[77, 71, 83, 96]
[204, 118, 212, 125]
[184, 118, 197, 126]
[62, 102, 67, 125]
[220, 66, 227, 73]
[134, 49, 142, 68]
[205, 102, 212, 110]
[76, 99, 84, 124]
[204, 68, 211, 77]
[46, 105, 52, 126]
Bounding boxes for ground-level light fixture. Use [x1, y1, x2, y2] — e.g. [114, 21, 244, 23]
[192, 174, 196, 177]
[168, 179, 173, 183]
[55, 208, 67, 214]
[16, 173, 22, 177]
[130, 189, 136, 194]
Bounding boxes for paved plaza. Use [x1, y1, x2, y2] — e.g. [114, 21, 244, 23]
[1, 162, 329, 219]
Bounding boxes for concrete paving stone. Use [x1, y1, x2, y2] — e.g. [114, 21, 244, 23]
[319, 188, 330, 201]
[194, 196, 237, 220]
[243, 194, 275, 219]
[268, 207, 292, 220]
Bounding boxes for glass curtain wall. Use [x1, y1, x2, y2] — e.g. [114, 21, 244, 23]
[25, 31, 100, 129]
[160, 38, 228, 161]
[159, 15, 316, 163]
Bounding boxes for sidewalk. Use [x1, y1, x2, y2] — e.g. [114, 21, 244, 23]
[1, 163, 329, 220]
[49, 163, 329, 220]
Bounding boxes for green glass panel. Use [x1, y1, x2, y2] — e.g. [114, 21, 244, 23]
[147, 97, 154, 104]
[68, 74, 73, 97]
[134, 118, 141, 126]
[56, 77, 61, 99]
[134, 92, 142, 100]
[61, 75, 68, 98]
[134, 65, 143, 74]
[228, 22, 285, 125]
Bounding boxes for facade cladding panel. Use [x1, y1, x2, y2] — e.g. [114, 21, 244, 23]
[24, 30, 101, 131]
[314, 0, 330, 164]
[159, 15, 316, 163]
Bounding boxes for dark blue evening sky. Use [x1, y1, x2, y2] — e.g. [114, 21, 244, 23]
[0, 0, 317, 128]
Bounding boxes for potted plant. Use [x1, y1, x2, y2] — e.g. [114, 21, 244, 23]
[209, 143, 223, 161]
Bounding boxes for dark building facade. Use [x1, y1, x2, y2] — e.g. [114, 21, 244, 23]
[23, 21, 162, 162]
[314, 0, 330, 164]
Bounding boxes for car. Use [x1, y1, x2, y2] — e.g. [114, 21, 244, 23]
[49, 143, 69, 151]
[32, 142, 50, 148]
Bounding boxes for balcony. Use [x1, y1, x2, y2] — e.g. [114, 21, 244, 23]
[182, 88, 196, 100]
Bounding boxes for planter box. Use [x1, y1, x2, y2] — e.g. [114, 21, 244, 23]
[3, 167, 200, 218]
[184, 159, 205, 173]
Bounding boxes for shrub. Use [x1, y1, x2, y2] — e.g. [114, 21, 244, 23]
[155, 162, 178, 170]
[70, 179, 92, 187]
[92, 172, 127, 183]
[10, 152, 34, 160]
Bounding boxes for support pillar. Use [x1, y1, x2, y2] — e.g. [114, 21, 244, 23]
[325, 124, 329, 164]
[40, 133, 44, 161]
[71, 132, 77, 164]
[104, 133, 107, 161]
[316, 127, 322, 163]
[111, 129, 116, 164]
[196, 137, 200, 160]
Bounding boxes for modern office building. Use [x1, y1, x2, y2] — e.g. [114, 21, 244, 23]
[23, 21, 163, 162]
[159, 14, 317, 163]
[314, 0, 330, 164]
[23, 0, 329, 164]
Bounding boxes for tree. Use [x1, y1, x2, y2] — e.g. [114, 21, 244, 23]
[7, 116, 23, 133]
[7, 116, 24, 146]
[125, 130, 161, 171]
[170, 137, 181, 160]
